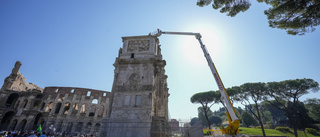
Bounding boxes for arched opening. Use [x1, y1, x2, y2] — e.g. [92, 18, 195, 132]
[14, 100, 20, 109]
[17, 119, 27, 131]
[55, 103, 62, 114]
[35, 94, 43, 99]
[89, 105, 96, 117]
[8, 119, 18, 131]
[66, 122, 73, 132]
[0, 111, 15, 130]
[80, 104, 86, 114]
[55, 120, 63, 132]
[40, 102, 46, 110]
[33, 100, 41, 109]
[63, 102, 70, 115]
[85, 122, 92, 133]
[5, 93, 19, 108]
[75, 122, 83, 132]
[33, 113, 43, 129]
[57, 94, 64, 101]
[72, 103, 78, 115]
[22, 99, 28, 108]
[33, 94, 43, 109]
[94, 123, 101, 135]
[45, 102, 54, 112]
[92, 99, 98, 104]
[98, 105, 104, 117]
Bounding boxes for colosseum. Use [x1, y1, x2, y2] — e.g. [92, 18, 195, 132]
[0, 35, 171, 137]
[0, 61, 111, 136]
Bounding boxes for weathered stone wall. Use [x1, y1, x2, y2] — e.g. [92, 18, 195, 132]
[1, 61, 43, 92]
[41, 87, 110, 135]
[0, 62, 111, 136]
[0, 86, 110, 136]
[102, 35, 170, 137]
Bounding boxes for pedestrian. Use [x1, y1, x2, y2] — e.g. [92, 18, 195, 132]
[15, 131, 25, 137]
[39, 132, 46, 137]
[2, 131, 7, 137]
[47, 133, 54, 137]
[27, 131, 37, 137]
[6, 132, 12, 137]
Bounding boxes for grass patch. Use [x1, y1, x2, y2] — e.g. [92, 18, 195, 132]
[239, 127, 320, 137]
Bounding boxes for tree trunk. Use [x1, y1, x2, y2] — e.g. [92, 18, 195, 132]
[204, 107, 211, 130]
[304, 130, 308, 137]
[293, 98, 298, 137]
[255, 103, 266, 137]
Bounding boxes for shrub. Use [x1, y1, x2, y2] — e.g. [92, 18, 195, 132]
[275, 126, 291, 132]
[265, 123, 276, 129]
[305, 128, 320, 136]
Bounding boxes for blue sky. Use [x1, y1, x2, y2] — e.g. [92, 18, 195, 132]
[1, 0, 319, 121]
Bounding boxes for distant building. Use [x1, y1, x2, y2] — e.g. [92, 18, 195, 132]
[169, 119, 179, 132]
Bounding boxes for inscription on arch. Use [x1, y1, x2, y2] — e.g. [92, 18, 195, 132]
[127, 40, 150, 52]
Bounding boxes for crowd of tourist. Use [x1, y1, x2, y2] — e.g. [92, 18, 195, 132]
[0, 131, 97, 137]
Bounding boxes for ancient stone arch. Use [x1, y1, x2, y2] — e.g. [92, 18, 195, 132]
[5, 93, 19, 108]
[63, 102, 71, 114]
[45, 102, 54, 112]
[0, 111, 15, 130]
[17, 119, 27, 131]
[85, 122, 92, 133]
[33, 113, 43, 128]
[22, 99, 28, 108]
[9, 119, 18, 131]
[54, 102, 62, 114]
[75, 122, 83, 133]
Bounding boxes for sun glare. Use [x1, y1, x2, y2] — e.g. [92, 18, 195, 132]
[180, 22, 224, 66]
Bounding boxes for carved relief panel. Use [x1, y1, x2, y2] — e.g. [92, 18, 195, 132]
[127, 40, 150, 52]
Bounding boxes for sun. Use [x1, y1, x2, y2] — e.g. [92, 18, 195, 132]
[179, 22, 225, 67]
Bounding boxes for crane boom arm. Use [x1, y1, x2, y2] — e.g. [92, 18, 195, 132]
[151, 29, 239, 122]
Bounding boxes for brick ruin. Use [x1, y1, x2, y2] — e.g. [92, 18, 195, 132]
[0, 35, 171, 137]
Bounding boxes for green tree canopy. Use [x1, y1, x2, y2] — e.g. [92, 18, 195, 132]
[197, 0, 251, 17]
[190, 117, 200, 126]
[209, 115, 223, 126]
[241, 111, 258, 127]
[260, 100, 287, 124]
[196, 0, 320, 35]
[191, 91, 220, 129]
[304, 98, 320, 123]
[263, 0, 320, 35]
[266, 78, 319, 137]
[286, 101, 317, 130]
[239, 82, 268, 137]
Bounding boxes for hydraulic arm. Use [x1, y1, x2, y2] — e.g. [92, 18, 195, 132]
[151, 29, 240, 135]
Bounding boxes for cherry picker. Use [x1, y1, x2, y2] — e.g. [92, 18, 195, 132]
[150, 29, 241, 136]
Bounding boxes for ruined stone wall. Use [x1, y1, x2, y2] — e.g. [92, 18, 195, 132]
[0, 86, 110, 136]
[0, 61, 112, 136]
[42, 87, 110, 136]
[0, 89, 44, 131]
[1, 61, 43, 92]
